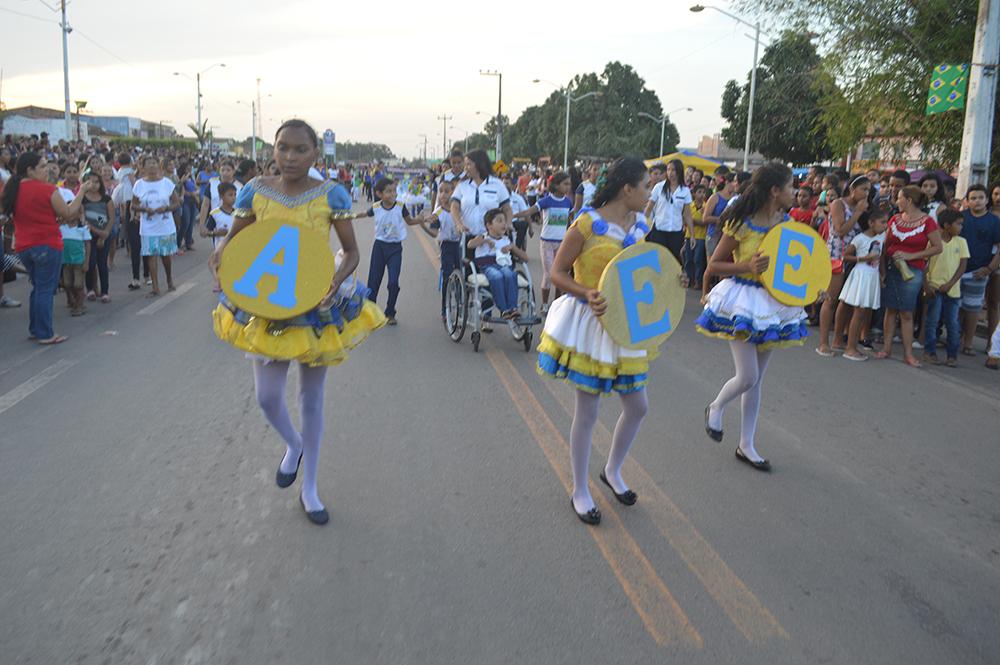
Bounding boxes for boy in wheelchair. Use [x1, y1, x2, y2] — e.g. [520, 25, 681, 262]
[467, 208, 529, 320]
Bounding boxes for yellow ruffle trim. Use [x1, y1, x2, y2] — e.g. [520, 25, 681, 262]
[537, 332, 655, 379]
[694, 325, 807, 350]
[212, 301, 387, 367]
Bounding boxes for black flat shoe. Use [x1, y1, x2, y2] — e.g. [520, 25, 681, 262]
[705, 405, 723, 442]
[599, 471, 637, 506]
[275, 452, 302, 488]
[300, 495, 329, 525]
[735, 447, 771, 472]
[571, 498, 601, 525]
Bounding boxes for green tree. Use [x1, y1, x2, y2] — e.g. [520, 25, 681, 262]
[187, 120, 210, 151]
[337, 142, 396, 162]
[720, 32, 837, 164]
[736, 0, 991, 175]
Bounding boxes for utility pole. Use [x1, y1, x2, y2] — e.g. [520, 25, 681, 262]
[957, 0, 999, 196]
[437, 114, 452, 158]
[196, 72, 203, 152]
[251, 101, 257, 162]
[480, 70, 502, 160]
[60, 0, 71, 140]
[256, 77, 263, 140]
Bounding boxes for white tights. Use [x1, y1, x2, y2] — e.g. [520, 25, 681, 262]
[707, 341, 773, 462]
[253, 360, 328, 512]
[570, 388, 648, 514]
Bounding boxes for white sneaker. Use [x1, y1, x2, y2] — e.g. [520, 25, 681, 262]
[912, 340, 924, 349]
[0, 295, 21, 308]
[541, 303, 549, 315]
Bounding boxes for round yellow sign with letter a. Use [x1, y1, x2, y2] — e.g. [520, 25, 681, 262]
[218, 222, 335, 319]
[598, 243, 685, 351]
[758, 222, 831, 306]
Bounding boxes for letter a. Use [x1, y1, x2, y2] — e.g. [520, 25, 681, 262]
[232, 225, 300, 308]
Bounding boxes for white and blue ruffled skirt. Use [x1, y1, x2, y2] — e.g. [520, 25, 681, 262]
[696, 277, 808, 349]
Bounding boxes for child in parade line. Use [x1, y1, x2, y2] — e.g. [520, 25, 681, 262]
[418, 180, 462, 316]
[922, 208, 969, 366]
[512, 171, 574, 314]
[503, 174, 531, 250]
[468, 208, 529, 320]
[210, 119, 386, 526]
[876, 186, 942, 367]
[537, 157, 653, 525]
[573, 163, 600, 218]
[698, 163, 809, 472]
[683, 184, 709, 290]
[840, 208, 888, 361]
[354, 177, 426, 326]
[202, 182, 237, 292]
[81, 172, 115, 304]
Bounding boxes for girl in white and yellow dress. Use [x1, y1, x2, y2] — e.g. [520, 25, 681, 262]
[696, 163, 807, 471]
[537, 157, 653, 526]
[210, 119, 385, 525]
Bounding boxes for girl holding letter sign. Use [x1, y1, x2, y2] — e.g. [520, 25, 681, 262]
[696, 163, 809, 471]
[537, 157, 653, 525]
[210, 120, 386, 525]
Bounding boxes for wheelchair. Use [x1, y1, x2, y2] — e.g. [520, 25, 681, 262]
[443, 233, 542, 352]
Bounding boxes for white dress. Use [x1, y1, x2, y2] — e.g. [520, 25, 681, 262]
[839, 232, 884, 309]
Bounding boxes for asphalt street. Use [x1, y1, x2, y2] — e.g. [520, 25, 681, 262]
[1, 199, 998, 664]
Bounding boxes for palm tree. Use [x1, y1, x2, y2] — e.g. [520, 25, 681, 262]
[187, 119, 210, 151]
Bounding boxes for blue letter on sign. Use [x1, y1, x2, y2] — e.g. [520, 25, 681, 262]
[772, 227, 813, 300]
[617, 249, 672, 344]
[232, 225, 300, 308]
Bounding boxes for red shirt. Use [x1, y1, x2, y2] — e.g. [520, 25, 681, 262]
[13, 179, 62, 252]
[886, 214, 938, 271]
[789, 207, 812, 224]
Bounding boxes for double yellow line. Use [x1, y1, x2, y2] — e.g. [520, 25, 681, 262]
[412, 226, 787, 648]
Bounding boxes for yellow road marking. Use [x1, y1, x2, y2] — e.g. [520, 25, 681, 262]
[538, 376, 789, 643]
[487, 349, 703, 648]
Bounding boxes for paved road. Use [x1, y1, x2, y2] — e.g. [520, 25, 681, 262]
[1, 200, 998, 665]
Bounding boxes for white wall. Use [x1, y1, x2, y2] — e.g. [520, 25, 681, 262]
[3, 116, 90, 142]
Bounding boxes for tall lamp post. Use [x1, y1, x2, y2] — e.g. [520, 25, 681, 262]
[637, 106, 693, 157]
[533, 79, 602, 168]
[236, 100, 258, 161]
[479, 70, 502, 160]
[690, 4, 764, 171]
[73, 100, 87, 141]
[173, 62, 226, 153]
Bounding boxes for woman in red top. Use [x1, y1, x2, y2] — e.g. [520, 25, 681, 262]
[877, 185, 942, 367]
[0, 152, 94, 344]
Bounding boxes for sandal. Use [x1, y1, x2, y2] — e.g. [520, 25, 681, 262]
[986, 358, 999, 370]
[37, 335, 68, 345]
[874, 351, 890, 359]
[815, 347, 836, 357]
[842, 352, 869, 362]
[962, 347, 975, 356]
[904, 356, 922, 368]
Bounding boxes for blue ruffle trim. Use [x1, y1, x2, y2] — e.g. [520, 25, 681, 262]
[537, 352, 647, 395]
[695, 308, 809, 345]
[732, 276, 765, 288]
[219, 281, 373, 336]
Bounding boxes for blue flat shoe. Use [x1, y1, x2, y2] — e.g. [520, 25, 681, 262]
[300, 495, 329, 525]
[276, 452, 302, 488]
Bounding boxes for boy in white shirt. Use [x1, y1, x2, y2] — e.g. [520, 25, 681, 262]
[353, 177, 426, 325]
[467, 208, 529, 320]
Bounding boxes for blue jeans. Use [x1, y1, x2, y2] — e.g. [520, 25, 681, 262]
[482, 264, 518, 312]
[18, 245, 63, 340]
[179, 198, 198, 248]
[683, 238, 707, 286]
[924, 292, 960, 358]
[367, 240, 403, 317]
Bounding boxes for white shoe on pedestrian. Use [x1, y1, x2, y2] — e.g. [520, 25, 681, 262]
[0, 295, 21, 308]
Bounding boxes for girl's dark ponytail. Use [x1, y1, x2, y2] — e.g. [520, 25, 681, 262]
[1, 151, 42, 217]
[719, 162, 792, 231]
[590, 156, 647, 209]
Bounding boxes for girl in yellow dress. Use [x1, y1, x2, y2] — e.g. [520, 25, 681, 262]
[537, 157, 653, 526]
[210, 119, 386, 525]
[696, 163, 807, 472]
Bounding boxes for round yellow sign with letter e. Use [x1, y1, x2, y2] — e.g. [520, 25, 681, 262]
[598, 243, 685, 350]
[758, 222, 831, 306]
[218, 222, 335, 319]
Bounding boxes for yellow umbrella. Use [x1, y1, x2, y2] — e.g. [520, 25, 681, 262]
[644, 151, 722, 173]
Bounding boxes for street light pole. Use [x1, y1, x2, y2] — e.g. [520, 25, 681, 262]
[176, 63, 225, 154]
[534, 80, 601, 168]
[638, 107, 693, 157]
[690, 4, 766, 171]
[437, 114, 452, 157]
[60, 0, 71, 140]
[957, 0, 1000, 195]
[480, 71, 502, 160]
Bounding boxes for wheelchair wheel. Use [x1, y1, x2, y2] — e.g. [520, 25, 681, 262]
[445, 270, 467, 342]
[509, 278, 534, 342]
[471, 331, 481, 353]
[522, 330, 533, 352]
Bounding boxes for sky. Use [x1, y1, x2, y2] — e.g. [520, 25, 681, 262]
[0, 0, 766, 159]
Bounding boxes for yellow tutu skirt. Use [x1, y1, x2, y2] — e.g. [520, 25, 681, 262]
[213, 285, 386, 367]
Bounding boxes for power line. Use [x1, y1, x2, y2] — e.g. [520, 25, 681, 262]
[0, 5, 57, 24]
